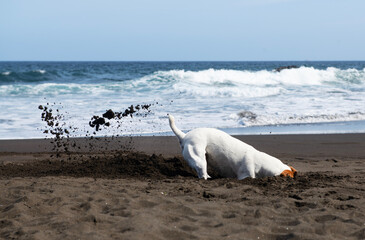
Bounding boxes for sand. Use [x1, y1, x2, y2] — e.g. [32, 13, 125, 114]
[0, 134, 365, 240]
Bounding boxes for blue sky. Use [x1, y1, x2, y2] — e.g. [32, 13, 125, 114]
[1, 0, 364, 61]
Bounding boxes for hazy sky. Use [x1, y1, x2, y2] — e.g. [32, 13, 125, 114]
[1, 0, 364, 61]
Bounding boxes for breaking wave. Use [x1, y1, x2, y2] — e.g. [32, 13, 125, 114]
[140, 67, 365, 86]
[1, 62, 365, 138]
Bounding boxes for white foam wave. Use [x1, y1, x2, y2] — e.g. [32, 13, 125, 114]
[33, 69, 46, 74]
[130, 67, 365, 99]
[1, 71, 11, 76]
[2, 67, 364, 98]
[1, 64, 365, 139]
[233, 111, 365, 127]
[141, 67, 365, 87]
[0, 83, 125, 96]
[173, 84, 283, 98]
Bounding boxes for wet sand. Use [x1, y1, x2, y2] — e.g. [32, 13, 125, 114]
[0, 134, 365, 239]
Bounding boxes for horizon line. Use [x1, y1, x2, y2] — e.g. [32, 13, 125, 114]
[1, 60, 365, 62]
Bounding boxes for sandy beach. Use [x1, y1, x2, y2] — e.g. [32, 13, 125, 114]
[1, 134, 365, 240]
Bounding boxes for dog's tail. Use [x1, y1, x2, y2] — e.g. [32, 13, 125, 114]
[168, 114, 186, 142]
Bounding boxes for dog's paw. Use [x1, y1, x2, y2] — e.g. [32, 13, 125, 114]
[202, 174, 211, 180]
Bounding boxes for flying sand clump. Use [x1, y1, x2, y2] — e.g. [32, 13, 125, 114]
[39, 103, 76, 158]
[89, 104, 152, 132]
[39, 102, 155, 160]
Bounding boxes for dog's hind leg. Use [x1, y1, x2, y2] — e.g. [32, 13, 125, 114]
[182, 144, 210, 180]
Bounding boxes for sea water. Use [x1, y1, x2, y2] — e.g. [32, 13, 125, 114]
[0, 61, 364, 139]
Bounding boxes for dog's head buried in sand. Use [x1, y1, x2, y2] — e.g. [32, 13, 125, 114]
[168, 114, 297, 180]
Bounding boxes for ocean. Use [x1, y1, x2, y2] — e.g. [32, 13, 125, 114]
[1, 61, 365, 139]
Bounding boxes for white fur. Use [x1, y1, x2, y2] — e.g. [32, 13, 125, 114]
[168, 114, 291, 180]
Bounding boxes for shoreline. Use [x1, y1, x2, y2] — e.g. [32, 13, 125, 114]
[0, 133, 364, 158]
[2, 119, 365, 140]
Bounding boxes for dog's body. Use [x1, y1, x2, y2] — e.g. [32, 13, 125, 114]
[168, 115, 296, 180]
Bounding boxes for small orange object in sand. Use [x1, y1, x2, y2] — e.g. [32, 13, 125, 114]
[280, 166, 297, 178]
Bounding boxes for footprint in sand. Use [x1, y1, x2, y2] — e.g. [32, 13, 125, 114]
[111, 208, 132, 217]
[222, 212, 236, 219]
[294, 201, 317, 209]
[315, 214, 338, 223]
[138, 199, 158, 208]
[179, 225, 199, 231]
[0, 219, 13, 228]
[78, 202, 91, 212]
[44, 197, 62, 206]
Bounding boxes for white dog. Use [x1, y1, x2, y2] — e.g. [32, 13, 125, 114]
[168, 115, 297, 180]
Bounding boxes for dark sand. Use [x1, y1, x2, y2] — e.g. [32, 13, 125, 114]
[0, 134, 365, 240]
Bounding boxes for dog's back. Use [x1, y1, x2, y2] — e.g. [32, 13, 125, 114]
[168, 114, 296, 179]
[187, 128, 253, 177]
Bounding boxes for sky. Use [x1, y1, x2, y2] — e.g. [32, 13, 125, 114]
[0, 0, 364, 61]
